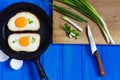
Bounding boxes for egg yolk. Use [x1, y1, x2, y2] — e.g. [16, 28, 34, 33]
[19, 37, 30, 47]
[15, 17, 27, 28]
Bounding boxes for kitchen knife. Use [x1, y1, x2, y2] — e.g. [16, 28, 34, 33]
[87, 25, 105, 76]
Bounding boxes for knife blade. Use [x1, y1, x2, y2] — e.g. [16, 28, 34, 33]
[87, 25, 105, 76]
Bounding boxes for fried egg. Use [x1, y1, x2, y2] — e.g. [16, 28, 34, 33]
[7, 12, 40, 31]
[8, 33, 40, 52]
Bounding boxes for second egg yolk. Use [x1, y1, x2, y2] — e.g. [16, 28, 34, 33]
[15, 17, 27, 28]
[19, 37, 30, 47]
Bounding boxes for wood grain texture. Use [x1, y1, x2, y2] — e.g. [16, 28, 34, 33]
[53, 0, 120, 44]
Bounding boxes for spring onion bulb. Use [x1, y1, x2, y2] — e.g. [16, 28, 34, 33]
[62, 16, 83, 32]
[56, 0, 115, 44]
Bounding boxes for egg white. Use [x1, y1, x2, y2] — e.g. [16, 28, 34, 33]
[8, 33, 40, 52]
[7, 12, 40, 31]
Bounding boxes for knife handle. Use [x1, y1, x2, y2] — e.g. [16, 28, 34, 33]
[94, 50, 105, 76]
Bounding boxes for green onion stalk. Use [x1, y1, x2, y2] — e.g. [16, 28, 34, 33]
[52, 4, 88, 23]
[55, 0, 115, 44]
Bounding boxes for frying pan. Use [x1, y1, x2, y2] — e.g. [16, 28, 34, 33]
[0, 2, 52, 80]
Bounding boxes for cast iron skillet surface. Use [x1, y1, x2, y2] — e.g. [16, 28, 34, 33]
[0, 2, 52, 80]
[0, 2, 52, 59]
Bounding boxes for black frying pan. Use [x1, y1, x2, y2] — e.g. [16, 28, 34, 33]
[0, 2, 52, 80]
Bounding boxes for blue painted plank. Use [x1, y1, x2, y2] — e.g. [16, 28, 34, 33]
[82, 45, 102, 80]
[102, 45, 120, 80]
[0, 0, 22, 10]
[62, 45, 83, 80]
[42, 44, 63, 80]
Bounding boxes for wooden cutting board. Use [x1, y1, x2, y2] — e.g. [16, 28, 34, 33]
[53, 0, 120, 44]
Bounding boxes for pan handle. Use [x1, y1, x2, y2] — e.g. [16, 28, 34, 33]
[32, 57, 48, 80]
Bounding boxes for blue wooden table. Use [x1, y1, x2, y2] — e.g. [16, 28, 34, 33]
[0, 0, 120, 80]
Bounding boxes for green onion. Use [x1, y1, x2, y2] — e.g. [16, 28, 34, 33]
[12, 40, 17, 43]
[28, 18, 34, 24]
[56, 0, 114, 44]
[32, 37, 36, 43]
[61, 23, 79, 39]
[52, 4, 88, 23]
[62, 16, 83, 32]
